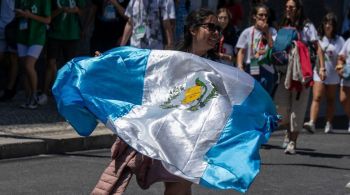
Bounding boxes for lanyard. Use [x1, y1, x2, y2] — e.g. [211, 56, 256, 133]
[250, 27, 265, 59]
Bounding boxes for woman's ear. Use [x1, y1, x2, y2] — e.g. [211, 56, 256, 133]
[190, 27, 197, 36]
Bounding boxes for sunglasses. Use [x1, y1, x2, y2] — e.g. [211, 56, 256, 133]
[198, 23, 222, 34]
[256, 13, 268, 18]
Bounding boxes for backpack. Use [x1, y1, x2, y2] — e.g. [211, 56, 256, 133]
[271, 27, 299, 66]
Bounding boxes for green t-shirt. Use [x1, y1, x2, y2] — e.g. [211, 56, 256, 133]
[16, 0, 51, 46]
[48, 0, 86, 40]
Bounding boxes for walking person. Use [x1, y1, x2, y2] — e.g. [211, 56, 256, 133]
[120, 0, 175, 50]
[303, 13, 345, 134]
[275, 0, 326, 154]
[336, 36, 350, 133]
[39, 0, 86, 105]
[216, 7, 238, 66]
[236, 3, 277, 96]
[15, 0, 51, 109]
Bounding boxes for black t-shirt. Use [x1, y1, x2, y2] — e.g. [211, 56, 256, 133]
[91, 0, 129, 39]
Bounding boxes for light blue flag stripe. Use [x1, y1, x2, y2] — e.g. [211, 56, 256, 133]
[200, 81, 278, 193]
[52, 47, 150, 136]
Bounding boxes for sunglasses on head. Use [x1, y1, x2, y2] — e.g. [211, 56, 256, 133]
[198, 23, 222, 34]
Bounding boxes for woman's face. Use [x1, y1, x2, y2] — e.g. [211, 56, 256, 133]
[323, 21, 334, 36]
[191, 15, 221, 52]
[285, 0, 297, 20]
[218, 11, 229, 29]
[253, 7, 268, 26]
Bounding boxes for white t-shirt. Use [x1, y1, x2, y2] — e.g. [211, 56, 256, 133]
[235, 26, 277, 64]
[300, 23, 318, 43]
[314, 36, 344, 84]
[125, 0, 175, 49]
[336, 37, 350, 86]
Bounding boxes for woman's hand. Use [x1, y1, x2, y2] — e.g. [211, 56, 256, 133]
[335, 64, 344, 77]
[15, 9, 31, 19]
[318, 68, 327, 81]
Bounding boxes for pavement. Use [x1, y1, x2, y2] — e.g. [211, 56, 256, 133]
[0, 90, 349, 160]
[0, 92, 116, 159]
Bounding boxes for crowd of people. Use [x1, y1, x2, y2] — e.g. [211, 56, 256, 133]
[1, 0, 350, 193]
[0, 0, 349, 149]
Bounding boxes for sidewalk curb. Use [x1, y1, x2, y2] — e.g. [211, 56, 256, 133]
[0, 128, 116, 159]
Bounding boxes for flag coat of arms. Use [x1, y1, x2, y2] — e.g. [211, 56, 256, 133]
[53, 46, 279, 193]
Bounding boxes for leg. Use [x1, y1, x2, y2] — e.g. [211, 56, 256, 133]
[308, 81, 325, 124]
[340, 86, 350, 118]
[324, 84, 338, 133]
[24, 56, 38, 96]
[43, 58, 57, 95]
[273, 75, 292, 148]
[164, 181, 192, 195]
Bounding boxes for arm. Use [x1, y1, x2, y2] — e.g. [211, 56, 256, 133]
[316, 41, 326, 81]
[120, 18, 133, 46]
[336, 55, 345, 76]
[162, 19, 174, 49]
[109, 0, 128, 20]
[236, 48, 245, 71]
[16, 9, 51, 24]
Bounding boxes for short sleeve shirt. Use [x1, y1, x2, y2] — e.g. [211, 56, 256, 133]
[48, 0, 86, 40]
[16, 0, 51, 46]
[125, 0, 175, 49]
[319, 36, 345, 69]
[339, 38, 350, 65]
[300, 23, 318, 43]
[236, 26, 277, 64]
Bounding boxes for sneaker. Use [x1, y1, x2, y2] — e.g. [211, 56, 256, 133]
[282, 133, 289, 149]
[348, 121, 350, 133]
[284, 141, 296, 154]
[37, 93, 48, 105]
[324, 122, 333, 134]
[303, 121, 315, 134]
[20, 95, 38, 109]
[346, 181, 350, 189]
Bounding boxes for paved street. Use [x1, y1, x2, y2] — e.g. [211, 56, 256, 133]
[0, 130, 349, 195]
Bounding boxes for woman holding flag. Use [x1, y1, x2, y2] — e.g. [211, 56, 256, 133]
[52, 8, 278, 195]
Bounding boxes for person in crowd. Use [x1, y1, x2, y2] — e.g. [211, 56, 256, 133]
[336, 33, 350, 133]
[304, 13, 345, 134]
[120, 0, 175, 50]
[218, 0, 243, 32]
[39, 0, 86, 105]
[275, 0, 325, 154]
[236, 3, 277, 95]
[15, 0, 51, 109]
[251, 0, 277, 28]
[216, 7, 238, 65]
[88, 0, 129, 55]
[0, 0, 18, 101]
[92, 8, 222, 195]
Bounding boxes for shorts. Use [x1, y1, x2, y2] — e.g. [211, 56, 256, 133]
[341, 79, 350, 87]
[17, 44, 43, 59]
[47, 38, 79, 62]
[0, 39, 16, 53]
[313, 69, 340, 84]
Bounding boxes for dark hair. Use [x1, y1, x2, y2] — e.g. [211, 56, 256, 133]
[176, 8, 219, 60]
[318, 12, 338, 39]
[279, 0, 307, 31]
[217, 8, 232, 31]
[250, 4, 269, 25]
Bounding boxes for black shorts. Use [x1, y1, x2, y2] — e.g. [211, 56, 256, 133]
[47, 38, 79, 63]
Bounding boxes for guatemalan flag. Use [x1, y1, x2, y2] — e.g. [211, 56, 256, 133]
[53, 46, 279, 193]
